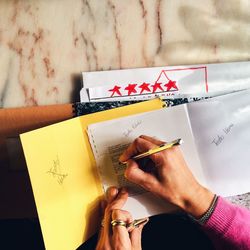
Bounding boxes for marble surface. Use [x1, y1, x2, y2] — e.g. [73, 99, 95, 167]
[0, 0, 249, 208]
[0, 0, 250, 108]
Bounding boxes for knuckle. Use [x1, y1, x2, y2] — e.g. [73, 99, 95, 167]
[143, 180, 155, 192]
[112, 208, 132, 221]
[105, 203, 117, 214]
[112, 208, 123, 218]
[134, 137, 142, 147]
[123, 210, 131, 218]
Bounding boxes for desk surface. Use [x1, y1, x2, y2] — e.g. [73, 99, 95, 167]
[0, 0, 249, 108]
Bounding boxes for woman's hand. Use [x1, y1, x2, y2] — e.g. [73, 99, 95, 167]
[119, 135, 214, 218]
[96, 187, 147, 250]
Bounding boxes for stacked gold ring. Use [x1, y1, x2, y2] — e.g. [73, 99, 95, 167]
[111, 219, 127, 227]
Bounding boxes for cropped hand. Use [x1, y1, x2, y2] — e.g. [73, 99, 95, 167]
[119, 135, 214, 218]
[96, 187, 147, 250]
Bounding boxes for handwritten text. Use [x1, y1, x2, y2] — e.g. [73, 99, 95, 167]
[47, 155, 68, 185]
[123, 120, 142, 137]
[212, 123, 234, 146]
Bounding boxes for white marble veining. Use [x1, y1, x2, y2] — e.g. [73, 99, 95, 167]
[0, 0, 249, 108]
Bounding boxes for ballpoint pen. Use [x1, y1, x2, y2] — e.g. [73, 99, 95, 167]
[121, 138, 183, 164]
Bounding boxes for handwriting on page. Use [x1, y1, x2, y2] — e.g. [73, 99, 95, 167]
[212, 124, 234, 146]
[123, 120, 142, 137]
[47, 155, 68, 185]
[108, 143, 146, 196]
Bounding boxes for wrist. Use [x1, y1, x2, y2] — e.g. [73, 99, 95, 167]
[189, 194, 218, 224]
[179, 185, 215, 218]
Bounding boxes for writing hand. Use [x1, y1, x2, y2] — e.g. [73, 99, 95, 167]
[119, 135, 214, 218]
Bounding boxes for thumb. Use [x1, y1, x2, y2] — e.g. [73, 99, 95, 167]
[125, 160, 158, 191]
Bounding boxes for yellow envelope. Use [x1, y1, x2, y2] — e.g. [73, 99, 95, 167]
[20, 99, 165, 250]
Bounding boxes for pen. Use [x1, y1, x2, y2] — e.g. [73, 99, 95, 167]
[127, 218, 149, 232]
[121, 138, 183, 164]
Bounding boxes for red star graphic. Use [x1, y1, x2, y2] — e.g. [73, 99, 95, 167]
[109, 85, 122, 97]
[125, 84, 137, 95]
[151, 82, 164, 93]
[138, 82, 151, 94]
[164, 80, 178, 91]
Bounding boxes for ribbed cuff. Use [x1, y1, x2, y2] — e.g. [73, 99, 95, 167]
[203, 196, 236, 234]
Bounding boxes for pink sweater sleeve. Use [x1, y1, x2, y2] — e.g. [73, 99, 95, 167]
[202, 197, 250, 250]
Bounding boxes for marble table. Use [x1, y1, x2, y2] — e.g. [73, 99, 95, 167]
[0, 0, 249, 208]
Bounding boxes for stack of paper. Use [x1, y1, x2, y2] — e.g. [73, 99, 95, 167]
[20, 62, 250, 250]
[88, 89, 250, 218]
[81, 61, 250, 102]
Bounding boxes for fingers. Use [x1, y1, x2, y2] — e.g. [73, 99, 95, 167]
[111, 209, 133, 250]
[99, 187, 147, 250]
[108, 188, 128, 210]
[111, 209, 132, 233]
[106, 186, 118, 203]
[139, 135, 165, 146]
[130, 219, 148, 250]
[130, 228, 143, 250]
[119, 137, 163, 164]
[125, 160, 159, 191]
[103, 188, 128, 230]
[99, 188, 129, 248]
[119, 137, 147, 162]
[98, 191, 112, 241]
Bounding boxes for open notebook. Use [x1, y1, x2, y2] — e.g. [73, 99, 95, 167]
[88, 89, 250, 219]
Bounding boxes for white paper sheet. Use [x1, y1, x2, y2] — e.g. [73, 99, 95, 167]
[87, 90, 250, 218]
[81, 61, 250, 102]
[187, 90, 250, 196]
[88, 106, 205, 218]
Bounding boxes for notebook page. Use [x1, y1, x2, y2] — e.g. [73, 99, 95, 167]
[187, 90, 250, 196]
[88, 106, 205, 218]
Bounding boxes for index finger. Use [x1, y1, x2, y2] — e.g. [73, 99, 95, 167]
[119, 137, 165, 165]
[119, 137, 157, 162]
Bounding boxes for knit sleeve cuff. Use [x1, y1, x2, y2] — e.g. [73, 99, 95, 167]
[203, 196, 236, 234]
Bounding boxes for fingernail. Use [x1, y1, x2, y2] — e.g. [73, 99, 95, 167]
[106, 186, 118, 197]
[113, 187, 118, 196]
[119, 154, 125, 162]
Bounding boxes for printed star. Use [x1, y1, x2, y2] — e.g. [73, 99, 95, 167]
[109, 85, 122, 97]
[164, 80, 178, 91]
[138, 82, 151, 94]
[125, 84, 137, 95]
[151, 82, 164, 93]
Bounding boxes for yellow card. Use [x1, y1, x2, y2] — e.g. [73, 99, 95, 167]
[20, 99, 164, 250]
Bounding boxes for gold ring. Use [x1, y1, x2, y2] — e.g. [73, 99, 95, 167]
[111, 219, 127, 227]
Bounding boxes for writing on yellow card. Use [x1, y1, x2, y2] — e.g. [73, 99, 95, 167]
[47, 155, 68, 185]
